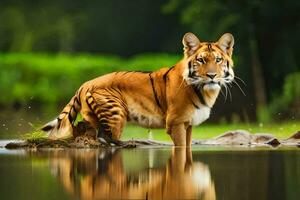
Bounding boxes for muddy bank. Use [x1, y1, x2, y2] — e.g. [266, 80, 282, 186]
[4, 130, 300, 149]
[4, 136, 171, 149]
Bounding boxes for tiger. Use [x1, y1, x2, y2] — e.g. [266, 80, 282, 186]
[48, 147, 216, 200]
[41, 32, 235, 146]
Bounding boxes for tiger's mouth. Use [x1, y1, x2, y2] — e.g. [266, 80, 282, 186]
[203, 81, 221, 91]
[184, 76, 223, 91]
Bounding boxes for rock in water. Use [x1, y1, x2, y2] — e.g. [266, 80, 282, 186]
[197, 130, 252, 145]
[282, 131, 300, 146]
[251, 133, 281, 146]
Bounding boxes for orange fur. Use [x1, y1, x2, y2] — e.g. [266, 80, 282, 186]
[41, 32, 235, 146]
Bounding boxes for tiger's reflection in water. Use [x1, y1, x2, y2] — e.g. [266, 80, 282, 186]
[47, 148, 216, 200]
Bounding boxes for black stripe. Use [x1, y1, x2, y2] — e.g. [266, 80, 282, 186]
[86, 98, 94, 113]
[68, 113, 73, 123]
[192, 85, 207, 106]
[225, 71, 230, 77]
[149, 73, 162, 109]
[71, 105, 76, 114]
[68, 98, 77, 123]
[122, 70, 152, 75]
[41, 125, 53, 132]
[163, 66, 174, 83]
[90, 103, 97, 110]
[77, 87, 83, 103]
[69, 105, 77, 122]
[98, 102, 110, 108]
[188, 61, 193, 77]
[111, 87, 123, 97]
[75, 97, 80, 105]
[133, 70, 152, 73]
[191, 101, 199, 109]
[208, 43, 212, 51]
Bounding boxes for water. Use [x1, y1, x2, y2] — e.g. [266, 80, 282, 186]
[0, 145, 299, 200]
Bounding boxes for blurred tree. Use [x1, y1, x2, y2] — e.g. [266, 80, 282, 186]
[0, 1, 80, 52]
[0, 0, 183, 55]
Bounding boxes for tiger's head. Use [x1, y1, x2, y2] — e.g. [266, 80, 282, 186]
[182, 32, 234, 91]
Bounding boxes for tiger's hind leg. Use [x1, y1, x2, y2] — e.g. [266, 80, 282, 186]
[86, 91, 127, 145]
[98, 120, 125, 146]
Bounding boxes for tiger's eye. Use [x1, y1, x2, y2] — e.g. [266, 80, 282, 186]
[216, 57, 223, 63]
[196, 57, 205, 64]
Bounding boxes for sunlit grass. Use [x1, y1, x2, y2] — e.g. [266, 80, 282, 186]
[122, 121, 300, 141]
[1, 121, 299, 142]
[22, 130, 48, 142]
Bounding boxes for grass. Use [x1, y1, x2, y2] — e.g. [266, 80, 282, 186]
[0, 53, 180, 108]
[22, 130, 48, 142]
[2, 121, 299, 142]
[122, 121, 300, 141]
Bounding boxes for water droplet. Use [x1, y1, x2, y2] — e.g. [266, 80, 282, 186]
[28, 106, 31, 109]
[2, 124, 5, 127]
[18, 123, 22, 126]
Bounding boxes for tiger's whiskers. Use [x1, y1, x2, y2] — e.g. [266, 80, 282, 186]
[234, 75, 246, 86]
[233, 79, 246, 96]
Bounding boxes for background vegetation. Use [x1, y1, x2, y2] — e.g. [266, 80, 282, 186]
[0, 0, 299, 136]
[0, 53, 180, 110]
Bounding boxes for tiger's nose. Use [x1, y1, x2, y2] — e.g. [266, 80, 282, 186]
[206, 73, 217, 79]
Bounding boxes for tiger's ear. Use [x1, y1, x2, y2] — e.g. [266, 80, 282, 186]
[218, 33, 234, 57]
[182, 32, 200, 57]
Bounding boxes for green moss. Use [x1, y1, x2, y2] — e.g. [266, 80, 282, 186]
[22, 130, 48, 142]
[260, 72, 300, 122]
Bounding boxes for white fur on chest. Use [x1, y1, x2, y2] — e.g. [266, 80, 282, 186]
[191, 106, 211, 125]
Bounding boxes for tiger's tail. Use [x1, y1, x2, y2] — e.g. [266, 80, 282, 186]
[40, 89, 82, 139]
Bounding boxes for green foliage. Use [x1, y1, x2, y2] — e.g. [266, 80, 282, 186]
[267, 72, 300, 120]
[0, 53, 180, 109]
[22, 130, 48, 142]
[283, 73, 300, 102]
[258, 72, 300, 122]
[163, 0, 241, 40]
[257, 106, 273, 123]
